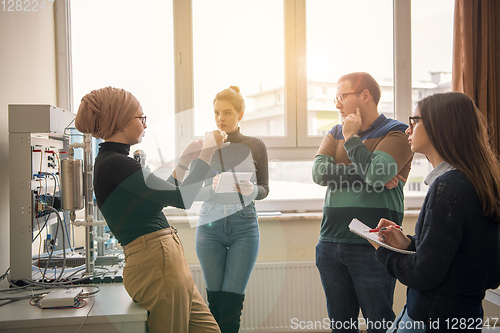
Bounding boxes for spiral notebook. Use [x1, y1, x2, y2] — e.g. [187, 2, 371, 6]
[348, 218, 415, 254]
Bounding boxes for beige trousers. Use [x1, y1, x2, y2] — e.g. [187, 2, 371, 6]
[123, 229, 220, 333]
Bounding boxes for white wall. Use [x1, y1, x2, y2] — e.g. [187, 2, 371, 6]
[0, 8, 58, 287]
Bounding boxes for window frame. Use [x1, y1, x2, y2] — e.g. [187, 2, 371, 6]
[61, 0, 421, 212]
[173, 0, 412, 161]
[171, 0, 414, 212]
[55, 0, 73, 112]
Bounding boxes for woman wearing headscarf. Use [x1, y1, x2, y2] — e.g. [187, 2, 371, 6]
[75, 86, 226, 333]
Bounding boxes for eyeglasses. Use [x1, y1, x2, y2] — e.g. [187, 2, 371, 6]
[334, 91, 363, 105]
[135, 116, 147, 126]
[408, 116, 421, 131]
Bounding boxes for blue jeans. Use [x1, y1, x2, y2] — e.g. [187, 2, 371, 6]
[316, 241, 396, 333]
[196, 202, 260, 295]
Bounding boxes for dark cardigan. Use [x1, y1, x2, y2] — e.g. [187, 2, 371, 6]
[376, 170, 500, 325]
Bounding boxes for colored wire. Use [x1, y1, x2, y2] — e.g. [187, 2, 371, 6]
[44, 206, 66, 281]
[35, 151, 44, 278]
[53, 172, 74, 251]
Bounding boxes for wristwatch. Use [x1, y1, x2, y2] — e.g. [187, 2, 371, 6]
[347, 133, 359, 141]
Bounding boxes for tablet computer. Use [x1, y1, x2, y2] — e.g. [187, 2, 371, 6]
[214, 171, 253, 193]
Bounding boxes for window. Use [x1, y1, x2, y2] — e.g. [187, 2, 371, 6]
[404, 0, 454, 207]
[192, 0, 285, 138]
[71, 0, 175, 171]
[306, 0, 394, 137]
[68, 0, 455, 212]
[258, 0, 396, 211]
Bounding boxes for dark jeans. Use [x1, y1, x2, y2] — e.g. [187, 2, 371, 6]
[316, 241, 396, 333]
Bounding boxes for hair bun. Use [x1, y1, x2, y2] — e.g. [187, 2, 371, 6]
[229, 85, 240, 93]
[214, 86, 245, 113]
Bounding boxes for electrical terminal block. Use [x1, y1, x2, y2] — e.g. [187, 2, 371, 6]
[37, 202, 45, 211]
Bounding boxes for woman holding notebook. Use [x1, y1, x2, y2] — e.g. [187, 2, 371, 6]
[195, 86, 269, 333]
[370, 92, 500, 332]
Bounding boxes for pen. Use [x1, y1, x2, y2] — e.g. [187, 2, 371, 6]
[213, 170, 220, 175]
[367, 226, 402, 233]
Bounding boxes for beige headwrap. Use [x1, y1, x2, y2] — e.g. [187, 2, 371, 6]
[75, 86, 141, 139]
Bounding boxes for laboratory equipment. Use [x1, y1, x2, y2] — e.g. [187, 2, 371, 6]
[9, 104, 74, 281]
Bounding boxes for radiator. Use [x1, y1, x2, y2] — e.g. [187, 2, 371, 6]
[190, 261, 330, 332]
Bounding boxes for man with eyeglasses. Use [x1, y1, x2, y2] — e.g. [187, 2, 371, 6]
[312, 72, 413, 333]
